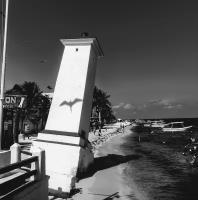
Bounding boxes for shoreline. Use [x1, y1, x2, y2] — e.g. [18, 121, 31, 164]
[73, 125, 134, 200]
[88, 125, 126, 156]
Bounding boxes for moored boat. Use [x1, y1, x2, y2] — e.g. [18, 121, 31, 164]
[150, 120, 165, 128]
[162, 122, 192, 133]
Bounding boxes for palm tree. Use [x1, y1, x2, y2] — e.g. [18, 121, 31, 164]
[6, 81, 51, 133]
[38, 94, 51, 129]
[92, 86, 115, 124]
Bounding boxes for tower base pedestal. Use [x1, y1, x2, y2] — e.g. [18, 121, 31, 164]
[32, 132, 94, 193]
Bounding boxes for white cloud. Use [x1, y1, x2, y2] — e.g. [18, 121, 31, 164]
[112, 102, 125, 109]
[148, 98, 184, 109]
[113, 102, 135, 110]
[123, 103, 134, 110]
[149, 98, 173, 106]
[164, 105, 174, 109]
[164, 103, 183, 109]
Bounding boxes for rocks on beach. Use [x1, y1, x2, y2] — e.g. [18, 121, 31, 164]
[88, 125, 125, 156]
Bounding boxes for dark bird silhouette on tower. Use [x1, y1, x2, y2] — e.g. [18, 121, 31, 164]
[59, 98, 82, 112]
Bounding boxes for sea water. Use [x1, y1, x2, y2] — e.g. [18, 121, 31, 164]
[119, 118, 198, 200]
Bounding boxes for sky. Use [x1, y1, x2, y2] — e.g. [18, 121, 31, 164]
[0, 0, 198, 119]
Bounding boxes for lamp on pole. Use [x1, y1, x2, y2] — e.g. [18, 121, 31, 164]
[0, 0, 9, 150]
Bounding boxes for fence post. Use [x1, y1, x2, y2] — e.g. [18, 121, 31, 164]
[30, 146, 45, 181]
[10, 143, 21, 163]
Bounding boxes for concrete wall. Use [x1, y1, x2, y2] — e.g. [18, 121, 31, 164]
[0, 150, 10, 168]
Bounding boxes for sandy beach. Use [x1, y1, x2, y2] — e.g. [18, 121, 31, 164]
[18, 124, 138, 200]
[72, 125, 134, 200]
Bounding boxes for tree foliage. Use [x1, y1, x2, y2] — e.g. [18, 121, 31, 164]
[6, 81, 51, 128]
[92, 86, 116, 123]
[6, 82, 115, 134]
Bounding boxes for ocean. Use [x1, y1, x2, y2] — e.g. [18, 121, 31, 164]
[119, 118, 198, 200]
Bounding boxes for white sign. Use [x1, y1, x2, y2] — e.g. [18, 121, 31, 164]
[3, 95, 26, 108]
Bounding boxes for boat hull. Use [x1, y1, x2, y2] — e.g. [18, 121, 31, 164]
[162, 126, 192, 132]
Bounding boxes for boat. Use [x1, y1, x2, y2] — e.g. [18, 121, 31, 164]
[150, 120, 165, 128]
[148, 120, 166, 133]
[162, 122, 192, 133]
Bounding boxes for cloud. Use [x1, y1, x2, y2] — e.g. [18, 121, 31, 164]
[123, 103, 134, 110]
[165, 104, 183, 109]
[165, 105, 174, 109]
[148, 98, 183, 109]
[149, 99, 173, 106]
[113, 102, 135, 110]
[112, 102, 125, 109]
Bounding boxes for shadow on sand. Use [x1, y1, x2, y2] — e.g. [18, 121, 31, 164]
[77, 153, 141, 180]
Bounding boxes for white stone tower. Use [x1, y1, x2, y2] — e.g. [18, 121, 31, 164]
[32, 37, 103, 194]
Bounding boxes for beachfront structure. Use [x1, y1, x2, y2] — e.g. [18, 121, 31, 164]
[0, 144, 48, 200]
[32, 37, 103, 195]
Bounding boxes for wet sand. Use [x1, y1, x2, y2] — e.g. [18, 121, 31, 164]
[73, 126, 135, 200]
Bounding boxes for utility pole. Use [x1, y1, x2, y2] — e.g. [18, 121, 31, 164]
[0, 0, 9, 150]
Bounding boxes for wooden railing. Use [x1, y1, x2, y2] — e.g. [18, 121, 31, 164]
[0, 147, 45, 200]
[0, 156, 38, 199]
